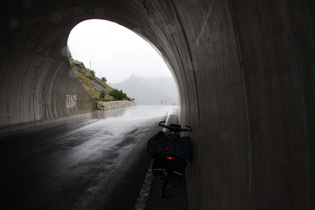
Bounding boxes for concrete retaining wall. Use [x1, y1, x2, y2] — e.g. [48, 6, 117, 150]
[0, 46, 96, 130]
[97, 101, 136, 110]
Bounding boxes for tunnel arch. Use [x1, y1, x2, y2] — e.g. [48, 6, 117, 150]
[0, 1, 193, 128]
[1, 2, 170, 122]
[0, 1, 314, 210]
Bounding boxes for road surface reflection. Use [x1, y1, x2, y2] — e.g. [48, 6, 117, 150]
[0, 105, 175, 209]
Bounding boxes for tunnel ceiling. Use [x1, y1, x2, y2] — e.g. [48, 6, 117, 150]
[1, 1, 158, 59]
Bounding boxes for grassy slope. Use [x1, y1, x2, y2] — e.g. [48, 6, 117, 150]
[70, 59, 115, 101]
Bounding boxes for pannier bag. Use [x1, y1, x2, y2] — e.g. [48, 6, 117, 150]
[152, 153, 166, 176]
[151, 153, 187, 179]
[171, 156, 187, 179]
[147, 131, 193, 162]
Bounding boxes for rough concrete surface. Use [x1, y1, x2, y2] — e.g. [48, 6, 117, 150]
[0, 1, 314, 209]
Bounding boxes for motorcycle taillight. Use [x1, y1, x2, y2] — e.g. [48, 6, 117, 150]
[166, 156, 174, 160]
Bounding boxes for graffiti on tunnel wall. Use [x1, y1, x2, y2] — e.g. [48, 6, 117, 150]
[66, 95, 77, 109]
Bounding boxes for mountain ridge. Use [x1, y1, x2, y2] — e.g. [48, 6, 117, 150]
[108, 74, 179, 105]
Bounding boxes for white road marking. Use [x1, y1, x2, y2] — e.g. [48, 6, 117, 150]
[135, 161, 154, 210]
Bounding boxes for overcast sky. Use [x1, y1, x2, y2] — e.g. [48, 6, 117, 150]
[67, 19, 173, 83]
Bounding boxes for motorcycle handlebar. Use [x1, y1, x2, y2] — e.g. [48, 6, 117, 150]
[158, 120, 167, 126]
[158, 121, 193, 132]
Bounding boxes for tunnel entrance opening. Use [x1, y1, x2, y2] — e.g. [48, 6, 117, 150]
[67, 19, 179, 106]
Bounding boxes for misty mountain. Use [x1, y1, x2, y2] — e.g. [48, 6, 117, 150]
[108, 75, 179, 105]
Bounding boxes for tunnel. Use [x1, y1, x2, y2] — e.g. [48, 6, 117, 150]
[0, 0, 314, 209]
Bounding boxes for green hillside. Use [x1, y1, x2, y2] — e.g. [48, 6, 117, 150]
[69, 59, 131, 102]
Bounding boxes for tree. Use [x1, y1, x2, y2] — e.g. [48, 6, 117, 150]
[102, 77, 107, 83]
[109, 89, 131, 101]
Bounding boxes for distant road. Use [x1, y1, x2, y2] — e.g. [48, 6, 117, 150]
[0, 105, 172, 210]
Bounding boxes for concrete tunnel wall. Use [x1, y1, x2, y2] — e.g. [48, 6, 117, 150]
[0, 0, 314, 209]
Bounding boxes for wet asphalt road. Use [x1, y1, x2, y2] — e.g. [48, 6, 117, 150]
[0, 105, 171, 210]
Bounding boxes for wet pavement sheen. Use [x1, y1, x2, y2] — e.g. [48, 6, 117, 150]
[0, 105, 178, 210]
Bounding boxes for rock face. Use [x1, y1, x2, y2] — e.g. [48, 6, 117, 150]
[70, 59, 115, 101]
[97, 101, 136, 110]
